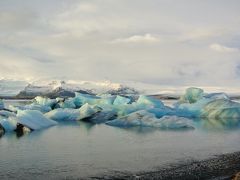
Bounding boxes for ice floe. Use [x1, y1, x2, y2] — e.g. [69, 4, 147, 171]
[1, 87, 240, 136]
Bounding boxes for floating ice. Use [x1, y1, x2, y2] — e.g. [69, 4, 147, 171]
[178, 87, 204, 104]
[34, 96, 57, 108]
[0, 99, 4, 110]
[45, 108, 81, 121]
[135, 95, 164, 108]
[16, 110, 57, 130]
[0, 117, 17, 132]
[113, 95, 131, 105]
[201, 99, 240, 120]
[58, 98, 76, 109]
[74, 92, 100, 107]
[85, 110, 117, 123]
[1, 86, 239, 135]
[45, 103, 102, 121]
[0, 110, 16, 118]
[106, 110, 194, 129]
[79, 103, 102, 119]
[9, 104, 52, 113]
[175, 87, 240, 121]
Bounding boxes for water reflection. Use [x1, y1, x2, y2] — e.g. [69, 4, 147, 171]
[194, 117, 240, 131]
[110, 125, 195, 135]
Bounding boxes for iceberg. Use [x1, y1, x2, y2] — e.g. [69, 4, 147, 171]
[74, 92, 100, 107]
[16, 110, 57, 130]
[58, 98, 76, 109]
[134, 95, 164, 108]
[34, 96, 57, 108]
[85, 110, 117, 123]
[0, 110, 16, 118]
[106, 110, 193, 129]
[113, 95, 131, 105]
[201, 99, 240, 120]
[0, 117, 17, 132]
[9, 104, 52, 113]
[79, 103, 102, 120]
[178, 87, 204, 104]
[0, 99, 4, 110]
[45, 108, 82, 121]
[175, 87, 240, 121]
[45, 103, 102, 121]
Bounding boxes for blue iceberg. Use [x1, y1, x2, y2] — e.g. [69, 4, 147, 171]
[174, 87, 240, 121]
[16, 110, 57, 130]
[106, 110, 194, 129]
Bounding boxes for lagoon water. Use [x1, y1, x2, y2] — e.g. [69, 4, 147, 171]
[1, 100, 240, 179]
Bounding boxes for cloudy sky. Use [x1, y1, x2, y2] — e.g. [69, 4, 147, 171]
[0, 0, 240, 87]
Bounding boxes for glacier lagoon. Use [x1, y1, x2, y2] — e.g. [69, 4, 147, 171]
[1, 96, 240, 179]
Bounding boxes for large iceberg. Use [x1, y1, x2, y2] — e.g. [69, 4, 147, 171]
[16, 110, 57, 130]
[106, 110, 194, 129]
[175, 87, 240, 121]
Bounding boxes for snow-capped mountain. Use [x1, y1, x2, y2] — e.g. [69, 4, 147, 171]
[15, 80, 139, 98]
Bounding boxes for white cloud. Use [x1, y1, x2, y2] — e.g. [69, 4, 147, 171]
[209, 43, 239, 53]
[112, 34, 159, 43]
[0, 0, 240, 87]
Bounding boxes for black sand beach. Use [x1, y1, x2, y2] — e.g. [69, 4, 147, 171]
[91, 151, 240, 180]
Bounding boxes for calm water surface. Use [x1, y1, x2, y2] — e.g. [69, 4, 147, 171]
[1, 100, 240, 179]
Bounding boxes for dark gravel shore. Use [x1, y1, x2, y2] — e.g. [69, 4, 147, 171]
[90, 151, 240, 180]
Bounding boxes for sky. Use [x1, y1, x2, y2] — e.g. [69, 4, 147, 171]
[0, 0, 240, 88]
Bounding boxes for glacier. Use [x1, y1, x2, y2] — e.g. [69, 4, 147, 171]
[1, 87, 240, 136]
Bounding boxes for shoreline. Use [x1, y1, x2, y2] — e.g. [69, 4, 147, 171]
[92, 151, 240, 180]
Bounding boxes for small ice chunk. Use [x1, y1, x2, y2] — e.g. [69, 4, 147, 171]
[0, 99, 4, 110]
[86, 111, 117, 123]
[58, 98, 76, 109]
[203, 93, 229, 100]
[113, 95, 130, 105]
[74, 92, 100, 107]
[0, 110, 16, 118]
[34, 96, 57, 108]
[79, 103, 102, 119]
[179, 87, 204, 104]
[0, 117, 17, 132]
[135, 95, 164, 108]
